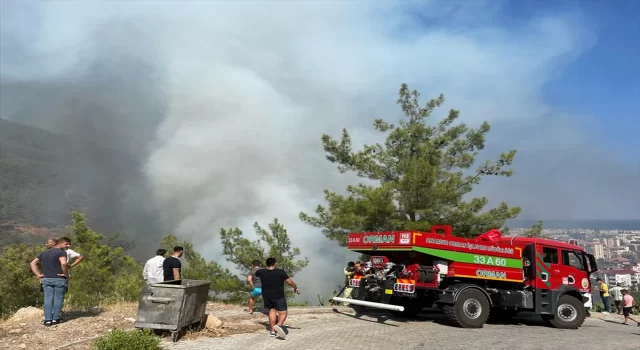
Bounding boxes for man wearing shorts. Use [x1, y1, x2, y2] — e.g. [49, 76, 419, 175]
[255, 257, 300, 339]
[621, 288, 639, 326]
[247, 260, 263, 314]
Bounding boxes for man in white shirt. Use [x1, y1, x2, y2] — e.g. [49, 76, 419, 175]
[609, 283, 623, 314]
[143, 249, 167, 284]
[57, 237, 84, 277]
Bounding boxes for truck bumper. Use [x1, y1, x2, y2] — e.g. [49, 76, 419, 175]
[582, 293, 592, 310]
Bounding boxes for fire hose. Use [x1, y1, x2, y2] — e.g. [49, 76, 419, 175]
[330, 284, 349, 305]
[331, 297, 405, 312]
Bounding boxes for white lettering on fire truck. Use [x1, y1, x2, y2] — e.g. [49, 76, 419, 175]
[475, 269, 507, 279]
[425, 238, 514, 255]
[363, 234, 395, 244]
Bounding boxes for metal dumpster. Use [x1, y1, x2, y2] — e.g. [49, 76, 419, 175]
[134, 279, 210, 342]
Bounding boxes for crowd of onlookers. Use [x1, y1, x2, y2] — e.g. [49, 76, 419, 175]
[30, 239, 302, 339]
[142, 249, 300, 339]
[596, 278, 639, 326]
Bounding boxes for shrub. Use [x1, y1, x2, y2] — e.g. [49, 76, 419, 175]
[92, 329, 161, 350]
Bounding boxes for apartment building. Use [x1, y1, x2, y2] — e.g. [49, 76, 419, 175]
[600, 269, 640, 287]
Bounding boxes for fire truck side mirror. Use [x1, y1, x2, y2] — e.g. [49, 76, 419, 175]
[522, 244, 535, 279]
[586, 253, 598, 274]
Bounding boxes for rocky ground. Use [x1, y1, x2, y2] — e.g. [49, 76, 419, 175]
[0, 302, 263, 350]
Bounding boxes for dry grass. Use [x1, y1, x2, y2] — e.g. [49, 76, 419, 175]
[0, 306, 135, 350]
[100, 301, 138, 313]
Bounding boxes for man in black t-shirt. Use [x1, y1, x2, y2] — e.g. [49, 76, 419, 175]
[254, 257, 300, 339]
[30, 242, 69, 326]
[163, 246, 184, 281]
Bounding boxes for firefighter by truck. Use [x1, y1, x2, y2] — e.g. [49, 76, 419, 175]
[333, 225, 598, 329]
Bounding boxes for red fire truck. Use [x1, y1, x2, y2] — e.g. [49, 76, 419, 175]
[332, 225, 598, 329]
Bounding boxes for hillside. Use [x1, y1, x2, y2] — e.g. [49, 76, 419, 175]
[0, 118, 141, 244]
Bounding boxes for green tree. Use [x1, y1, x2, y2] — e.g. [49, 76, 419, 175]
[159, 235, 245, 301]
[220, 218, 310, 299]
[525, 220, 544, 237]
[220, 218, 310, 276]
[300, 83, 522, 244]
[64, 212, 143, 309]
[0, 244, 44, 317]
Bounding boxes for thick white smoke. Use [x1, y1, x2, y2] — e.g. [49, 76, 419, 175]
[2, 1, 638, 302]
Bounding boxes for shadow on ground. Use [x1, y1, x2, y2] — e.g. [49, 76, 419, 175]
[258, 321, 301, 333]
[331, 308, 403, 327]
[330, 307, 582, 329]
[61, 309, 103, 322]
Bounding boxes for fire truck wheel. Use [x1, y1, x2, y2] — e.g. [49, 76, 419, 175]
[444, 288, 490, 328]
[548, 294, 586, 329]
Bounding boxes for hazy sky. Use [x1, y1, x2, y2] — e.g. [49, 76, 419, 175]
[1, 0, 638, 301]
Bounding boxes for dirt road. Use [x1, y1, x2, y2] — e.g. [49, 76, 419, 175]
[164, 309, 640, 350]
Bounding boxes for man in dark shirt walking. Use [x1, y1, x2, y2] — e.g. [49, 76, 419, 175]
[163, 246, 184, 281]
[255, 257, 300, 339]
[30, 241, 69, 326]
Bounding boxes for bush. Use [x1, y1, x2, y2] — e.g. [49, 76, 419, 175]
[92, 329, 161, 350]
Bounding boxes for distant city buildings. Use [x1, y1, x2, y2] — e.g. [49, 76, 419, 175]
[586, 243, 605, 259]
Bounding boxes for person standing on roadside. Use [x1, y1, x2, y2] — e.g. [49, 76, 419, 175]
[57, 236, 83, 301]
[620, 289, 639, 326]
[58, 237, 84, 275]
[343, 261, 355, 305]
[40, 238, 59, 293]
[163, 246, 184, 281]
[610, 283, 623, 314]
[254, 257, 300, 339]
[30, 241, 68, 326]
[247, 260, 263, 314]
[596, 278, 610, 314]
[143, 249, 167, 284]
[40, 237, 59, 324]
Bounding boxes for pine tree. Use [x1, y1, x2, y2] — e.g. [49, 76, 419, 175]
[300, 83, 522, 245]
[220, 218, 309, 277]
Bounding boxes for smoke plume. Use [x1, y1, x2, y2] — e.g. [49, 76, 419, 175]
[1, 1, 638, 301]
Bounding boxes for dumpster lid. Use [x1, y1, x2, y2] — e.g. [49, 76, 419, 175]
[150, 279, 210, 289]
